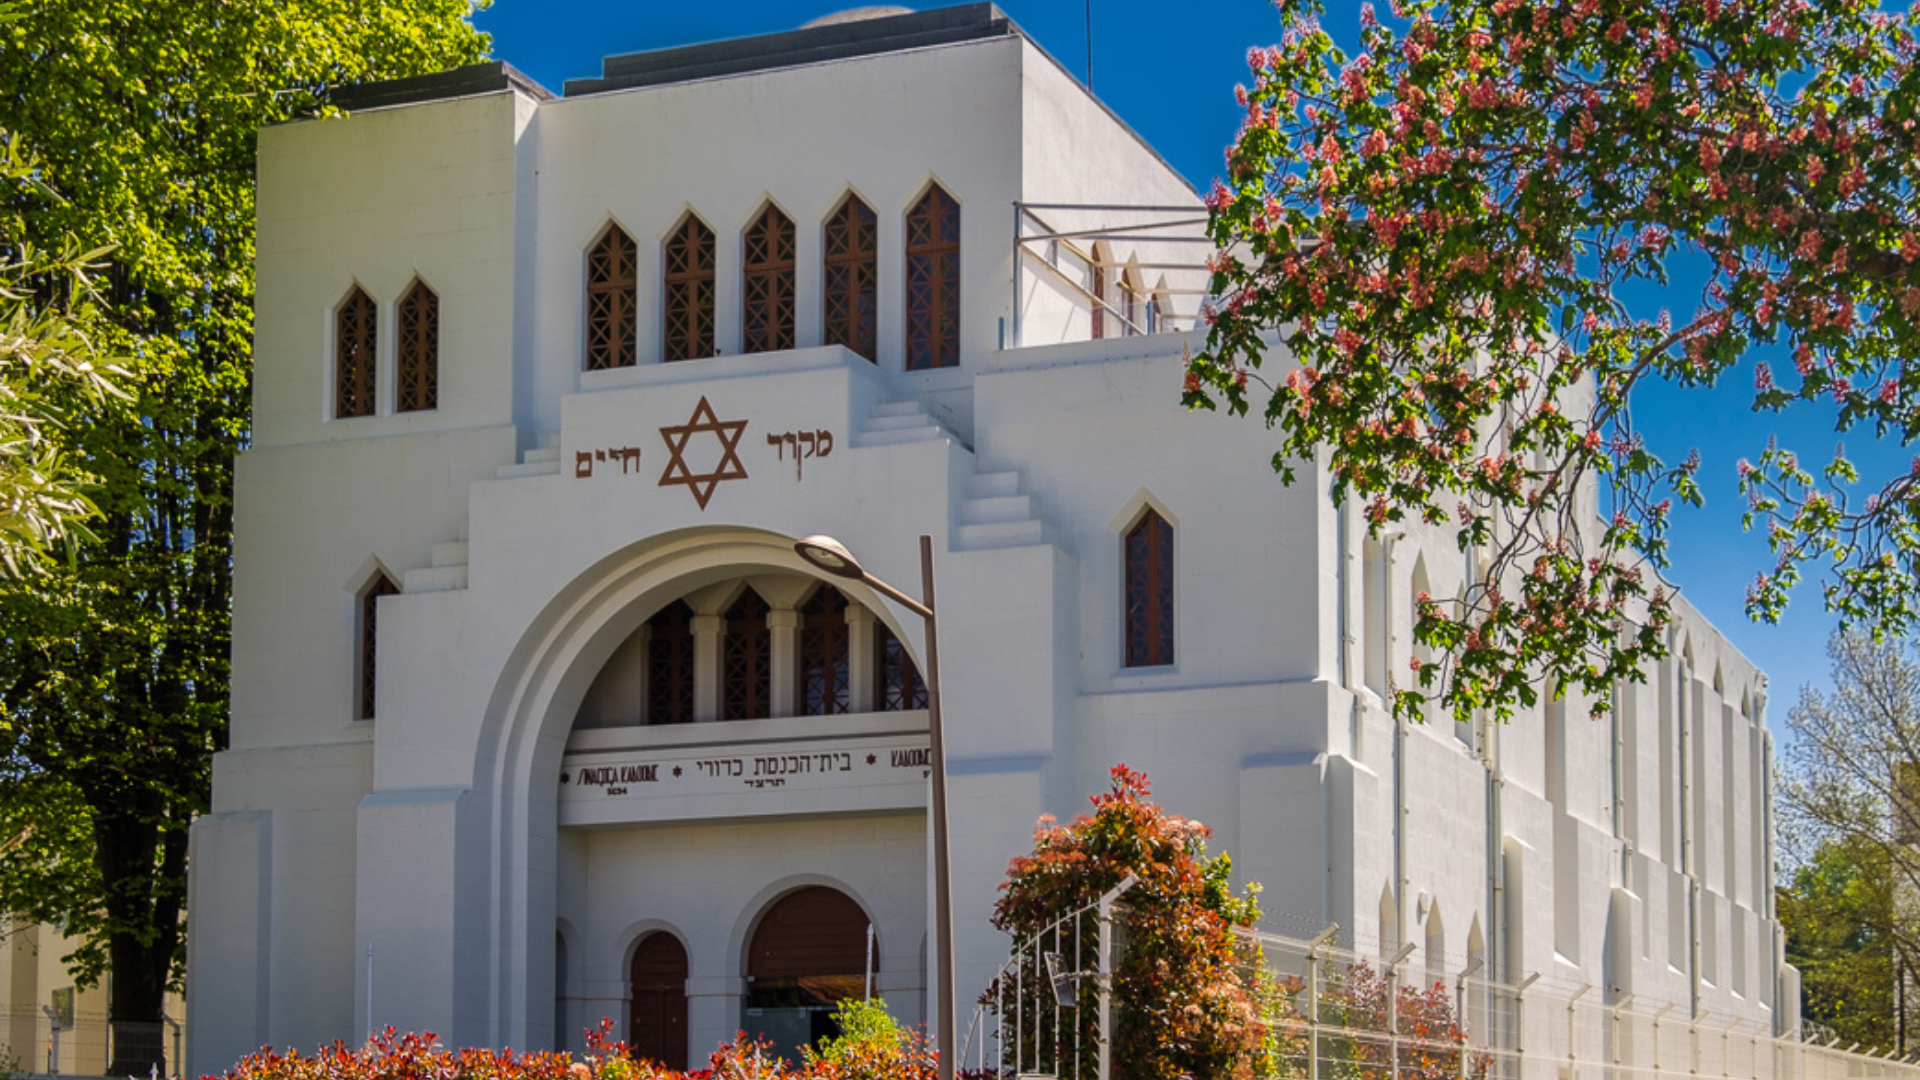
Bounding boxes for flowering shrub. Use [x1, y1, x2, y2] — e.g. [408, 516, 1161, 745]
[988, 765, 1268, 1080]
[1189, 0, 1920, 723]
[1314, 964, 1489, 1080]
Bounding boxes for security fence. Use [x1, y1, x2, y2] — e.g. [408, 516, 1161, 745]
[0, 1006, 181, 1079]
[965, 918, 1920, 1080]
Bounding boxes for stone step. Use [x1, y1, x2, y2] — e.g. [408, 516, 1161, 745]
[496, 459, 561, 479]
[855, 425, 946, 447]
[870, 400, 927, 418]
[403, 565, 468, 593]
[865, 413, 935, 432]
[969, 471, 1020, 499]
[959, 494, 1032, 525]
[955, 518, 1049, 550]
[523, 445, 561, 464]
[431, 541, 469, 568]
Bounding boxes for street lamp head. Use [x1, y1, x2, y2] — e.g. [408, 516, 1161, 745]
[794, 534, 865, 579]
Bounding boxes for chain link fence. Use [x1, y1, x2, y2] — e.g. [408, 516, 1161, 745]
[0, 1007, 181, 1080]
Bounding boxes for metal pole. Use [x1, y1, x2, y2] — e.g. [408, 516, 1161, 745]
[921, 535, 955, 1080]
[1096, 874, 1136, 1080]
[366, 943, 374, 1041]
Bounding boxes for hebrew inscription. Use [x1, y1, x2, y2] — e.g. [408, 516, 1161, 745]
[765, 429, 835, 480]
[574, 446, 644, 478]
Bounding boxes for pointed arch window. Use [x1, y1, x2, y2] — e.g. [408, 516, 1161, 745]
[904, 184, 960, 370]
[664, 214, 716, 362]
[1120, 269, 1141, 337]
[823, 194, 878, 361]
[358, 572, 399, 720]
[797, 585, 851, 716]
[396, 278, 438, 412]
[743, 203, 796, 354]
[721, 588, 772, 720]
[586, 224, 638, 370]
[875, 621, 928, 711]
[1124, 508, 1174, 667]
[1091, 258, 1108, 340]
[646, 600, 695, 725]
[335, 286, 377, 418]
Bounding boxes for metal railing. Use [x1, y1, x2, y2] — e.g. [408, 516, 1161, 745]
[1010, 202, 1217, 349]
[0, 1006, 181, 1079]
[964, 917, 1920, 1080]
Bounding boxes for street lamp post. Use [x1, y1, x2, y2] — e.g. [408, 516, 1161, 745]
[794, 533, 955, 1080]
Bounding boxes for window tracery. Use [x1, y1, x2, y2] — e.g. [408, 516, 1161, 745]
[742, 203, 796, 354]
[586, 224, 638, 370]
[646, 599, 695, 725]
[797, 585, 851, 716]
[904, 185, 960, 370]
[396, 278, 438, 412]
[823, 194, 879, 362]
[721, 588, 772, 720]
[335, 286, 377, 418]
[664, 214, 716, 362]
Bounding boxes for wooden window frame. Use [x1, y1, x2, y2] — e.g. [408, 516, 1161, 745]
[396, 278, 438, 412]
[358, 572, 399, 720]
[742, 203, 797, 354]
[823, 194, 879, 362]
[721, 588, 772, 721]
[904, 184, 960, 371]
[586, 224, 639, 371]
[663, 213, 716, 363]
[797, 585, 852, 716]
[645, 599, 696, 725]
[1124, 508, 1174, 667]
[335, 286, 377, 418]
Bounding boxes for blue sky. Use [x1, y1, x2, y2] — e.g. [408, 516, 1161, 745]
[473, 0, 1909, 721]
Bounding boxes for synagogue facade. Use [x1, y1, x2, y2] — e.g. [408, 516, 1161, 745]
[186, 5, 1791, 1073]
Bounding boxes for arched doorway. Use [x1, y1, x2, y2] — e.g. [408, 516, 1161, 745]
[744, 886, 873, 1055]
[629, 933, 689, 1070]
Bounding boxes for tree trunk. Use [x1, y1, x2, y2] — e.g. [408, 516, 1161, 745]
[96, 802, 178, 1078]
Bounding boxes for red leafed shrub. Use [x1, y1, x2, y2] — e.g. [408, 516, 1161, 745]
[988, 764, 1268, 1080]
[1316, 964, 1490, 1080]
[218, 1029, 578, 1080]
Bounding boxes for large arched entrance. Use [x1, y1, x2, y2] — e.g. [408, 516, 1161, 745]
[629, 933, 689, 1070]
[744, 886, 873, 1055]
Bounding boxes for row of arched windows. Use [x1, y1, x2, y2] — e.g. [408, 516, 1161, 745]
[584, 185, 960, 373]
[625, 583, 926, 727]
[335, 280, 438, 419]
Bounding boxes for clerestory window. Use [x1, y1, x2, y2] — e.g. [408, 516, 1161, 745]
[335, 286, 377, 418]
[586, 224, 638, 370]
[742, 203, 797, 354]
[396, 278, 438, 412]
[823, 194, 879, 362]
[1124, 508, 1174, 667]
[664, 213, 717, 362]
[904, 184, 960, 370]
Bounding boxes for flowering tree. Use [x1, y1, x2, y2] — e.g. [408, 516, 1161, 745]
[1187, 0, 1920, 721]
[989, 765, 1267, 1080]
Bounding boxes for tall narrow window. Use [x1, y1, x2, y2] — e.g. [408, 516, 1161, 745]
[359, 573, 399, 720]
[742, 203, 796, 354]
[904, 184, 960, 370]
[797, 586, 851, 716]
[646, 600, 695, 725]
[1121, 270, 1141, 336]
[336, 286, 377, 418]
[664, 214, 716, 362]
[721, 588, 772, 720]
[823, 194, 878, 361]
[586, 224, 638, 370]
[875, 622, 927, 711]
[396, 278, 438, 412]
[1124, 508, 1174, 667]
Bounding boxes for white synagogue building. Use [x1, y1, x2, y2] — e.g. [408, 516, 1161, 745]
[186, 5, 1791, 1073]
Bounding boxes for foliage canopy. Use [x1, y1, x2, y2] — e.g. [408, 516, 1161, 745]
[0, 2, 489, 1073]
[1190, 0, 1920, 721]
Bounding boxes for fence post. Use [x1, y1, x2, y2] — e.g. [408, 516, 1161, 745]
[1389, 941, 1418, 1080]
[1096, 874, 1137, 1080]
[1308, 924, 1339, 1080]
[1568, 984, 1591, 1080]
[1653, 1002, 1675, 1075]
[1613, 994, 1635, 1068]
[1458, 957, 1487, 1080]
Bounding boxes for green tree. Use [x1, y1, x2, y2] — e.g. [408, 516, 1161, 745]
[989, 765, 1266, 1080]
[1189, 0, 1920, 721]
[1778, 836, 1900, 1052]
[1780, 630, 1920, 1050]
[0, 4, 489, 1074]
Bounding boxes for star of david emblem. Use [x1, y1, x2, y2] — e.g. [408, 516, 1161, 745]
[658, 395, 748, 510]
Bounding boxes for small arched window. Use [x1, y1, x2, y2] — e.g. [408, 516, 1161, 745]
[904, 184, 960, 370]
[1124, 508, 1173, 667]
[875, 622, 927, 711]
[742, 203, 796, 354]
[586, 224, 638, 370]
[721, 588, 772, 720]
[664, 213, 716, 362]
[646, 600, 695, 725]
[798, 585, 851, 716]
[335, 286, 377, 419]
[358, 572, 399, 719]
[823, 194, 879, 362]
[396, 278, 438, 412]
